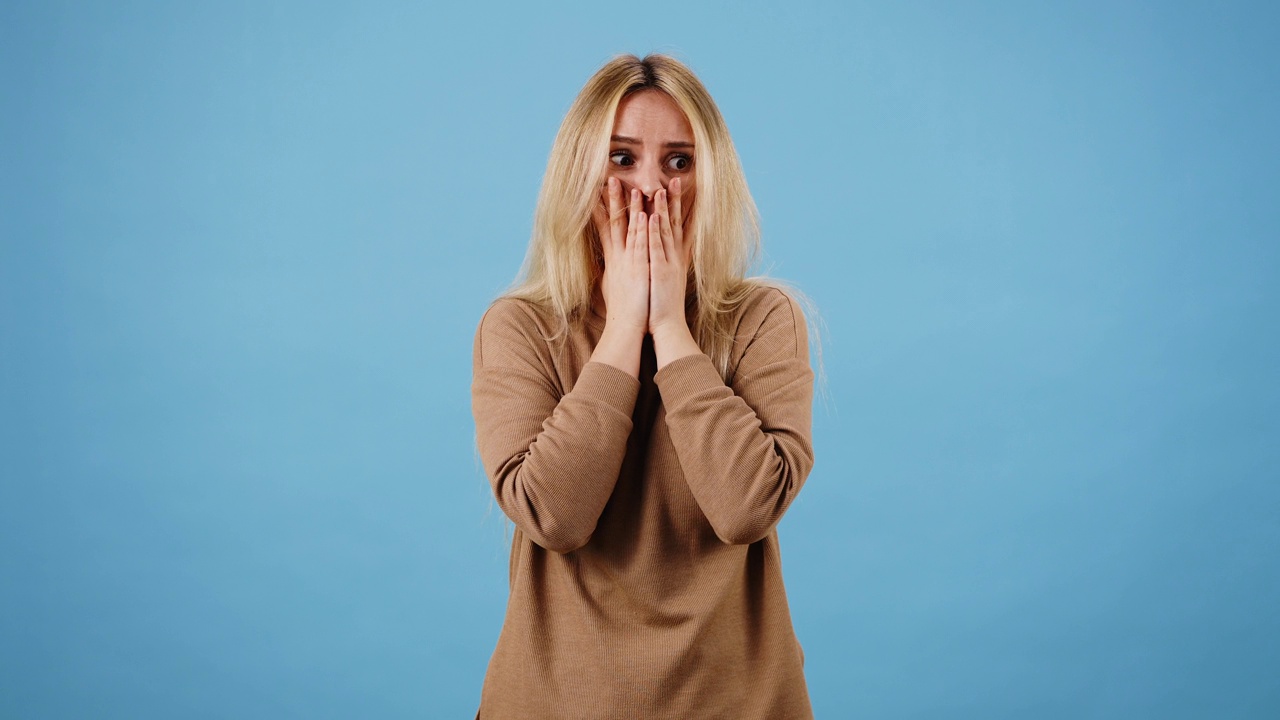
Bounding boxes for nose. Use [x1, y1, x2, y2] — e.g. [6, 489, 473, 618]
[633, 165, 666, 209]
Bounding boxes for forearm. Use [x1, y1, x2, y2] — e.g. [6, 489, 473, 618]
[651, 321, 702, 370]
[590, 319, 646, 379]
[475, 361, 640, 553]
[655, 352, 815, 545]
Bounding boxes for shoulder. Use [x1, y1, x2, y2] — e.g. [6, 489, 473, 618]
[740, 282, 806, 320]
[734, 281, 809, 358]
[473, 296, 561, 369]
[478, 296, 552, 332]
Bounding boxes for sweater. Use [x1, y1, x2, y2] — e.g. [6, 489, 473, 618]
[470, 284, 816, 719]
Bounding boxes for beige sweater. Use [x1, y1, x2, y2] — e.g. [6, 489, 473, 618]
[470, 285, 816, 719]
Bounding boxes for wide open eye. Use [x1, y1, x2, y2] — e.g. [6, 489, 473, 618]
[665, 154, 692, 172]
[609, 151, 635, 167]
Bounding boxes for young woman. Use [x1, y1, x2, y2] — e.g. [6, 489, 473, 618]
[470, 53, 817, 719]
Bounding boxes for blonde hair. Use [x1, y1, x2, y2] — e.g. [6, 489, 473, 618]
[506, 52, 814, 381]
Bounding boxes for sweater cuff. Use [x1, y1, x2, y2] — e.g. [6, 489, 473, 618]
[653, 352, 724, 411]
[576, 361, 642, 416]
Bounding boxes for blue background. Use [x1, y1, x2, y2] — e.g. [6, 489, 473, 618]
[3, 1, 1277, 717]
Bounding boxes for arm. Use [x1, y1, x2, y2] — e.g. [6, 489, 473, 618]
[653, 289, 815, 545]
[471, 178, 649, 552]
[471, 300, 641, 553]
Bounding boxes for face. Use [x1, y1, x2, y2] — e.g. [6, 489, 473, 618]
[605, 89, 697, 219]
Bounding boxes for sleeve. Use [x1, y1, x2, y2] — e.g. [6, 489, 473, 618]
[653, 288, 815, 545]
[471, 300, 641, 553]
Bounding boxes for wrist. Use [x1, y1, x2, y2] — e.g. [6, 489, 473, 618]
[649, 317, 689, 340]
[651, 321, 701, 369]
[591, 320, 646, 378]
[603, 315, 648, 342]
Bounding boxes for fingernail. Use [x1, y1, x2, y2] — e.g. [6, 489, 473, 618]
[672, 178, 680, 193]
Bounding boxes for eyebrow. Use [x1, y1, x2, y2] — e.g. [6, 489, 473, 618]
[611, 135, 695, 149]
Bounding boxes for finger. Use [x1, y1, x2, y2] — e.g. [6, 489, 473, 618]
[670, 177, 684, 246]
[634, 210, 648, 261]
[607, 177, 626, 248]
[656, 188, 675, 261]
[592, 186, 609, 241]
[626, 187, 640, 249]
[648, 209, 664, 264]
[591, 208, 607, 262]
[673, 179, 694, 264]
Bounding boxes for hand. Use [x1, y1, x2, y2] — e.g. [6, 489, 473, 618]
[591, 177, 649, 333]
[646, 177, 691, 335]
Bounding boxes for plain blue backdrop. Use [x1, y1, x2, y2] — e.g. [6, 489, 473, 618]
[3, 1, 1277, 717]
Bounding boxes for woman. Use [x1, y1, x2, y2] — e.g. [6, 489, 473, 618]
[470, 53, 817, 719]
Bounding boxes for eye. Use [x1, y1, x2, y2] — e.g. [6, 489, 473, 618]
[609, 150, 635, 167]
[666, 154, 693, 172]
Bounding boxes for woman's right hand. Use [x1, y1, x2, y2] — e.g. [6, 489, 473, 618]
[592, 177, 649, 334]
[587, 177, 648, 378]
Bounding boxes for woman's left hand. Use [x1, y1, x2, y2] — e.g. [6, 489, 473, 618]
[647, 177, 691, 335]
[647, 177, 702, 368]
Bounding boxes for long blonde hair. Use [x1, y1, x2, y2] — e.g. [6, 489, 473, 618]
[506, 53, 807, 380]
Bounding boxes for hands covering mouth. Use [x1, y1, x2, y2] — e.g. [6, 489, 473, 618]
[591, 175, 692, 337]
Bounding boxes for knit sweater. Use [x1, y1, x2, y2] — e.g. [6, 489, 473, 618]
[470, 284, 816, 719]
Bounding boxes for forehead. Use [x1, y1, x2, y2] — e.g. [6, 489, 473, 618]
[612, 90, 694, 141]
